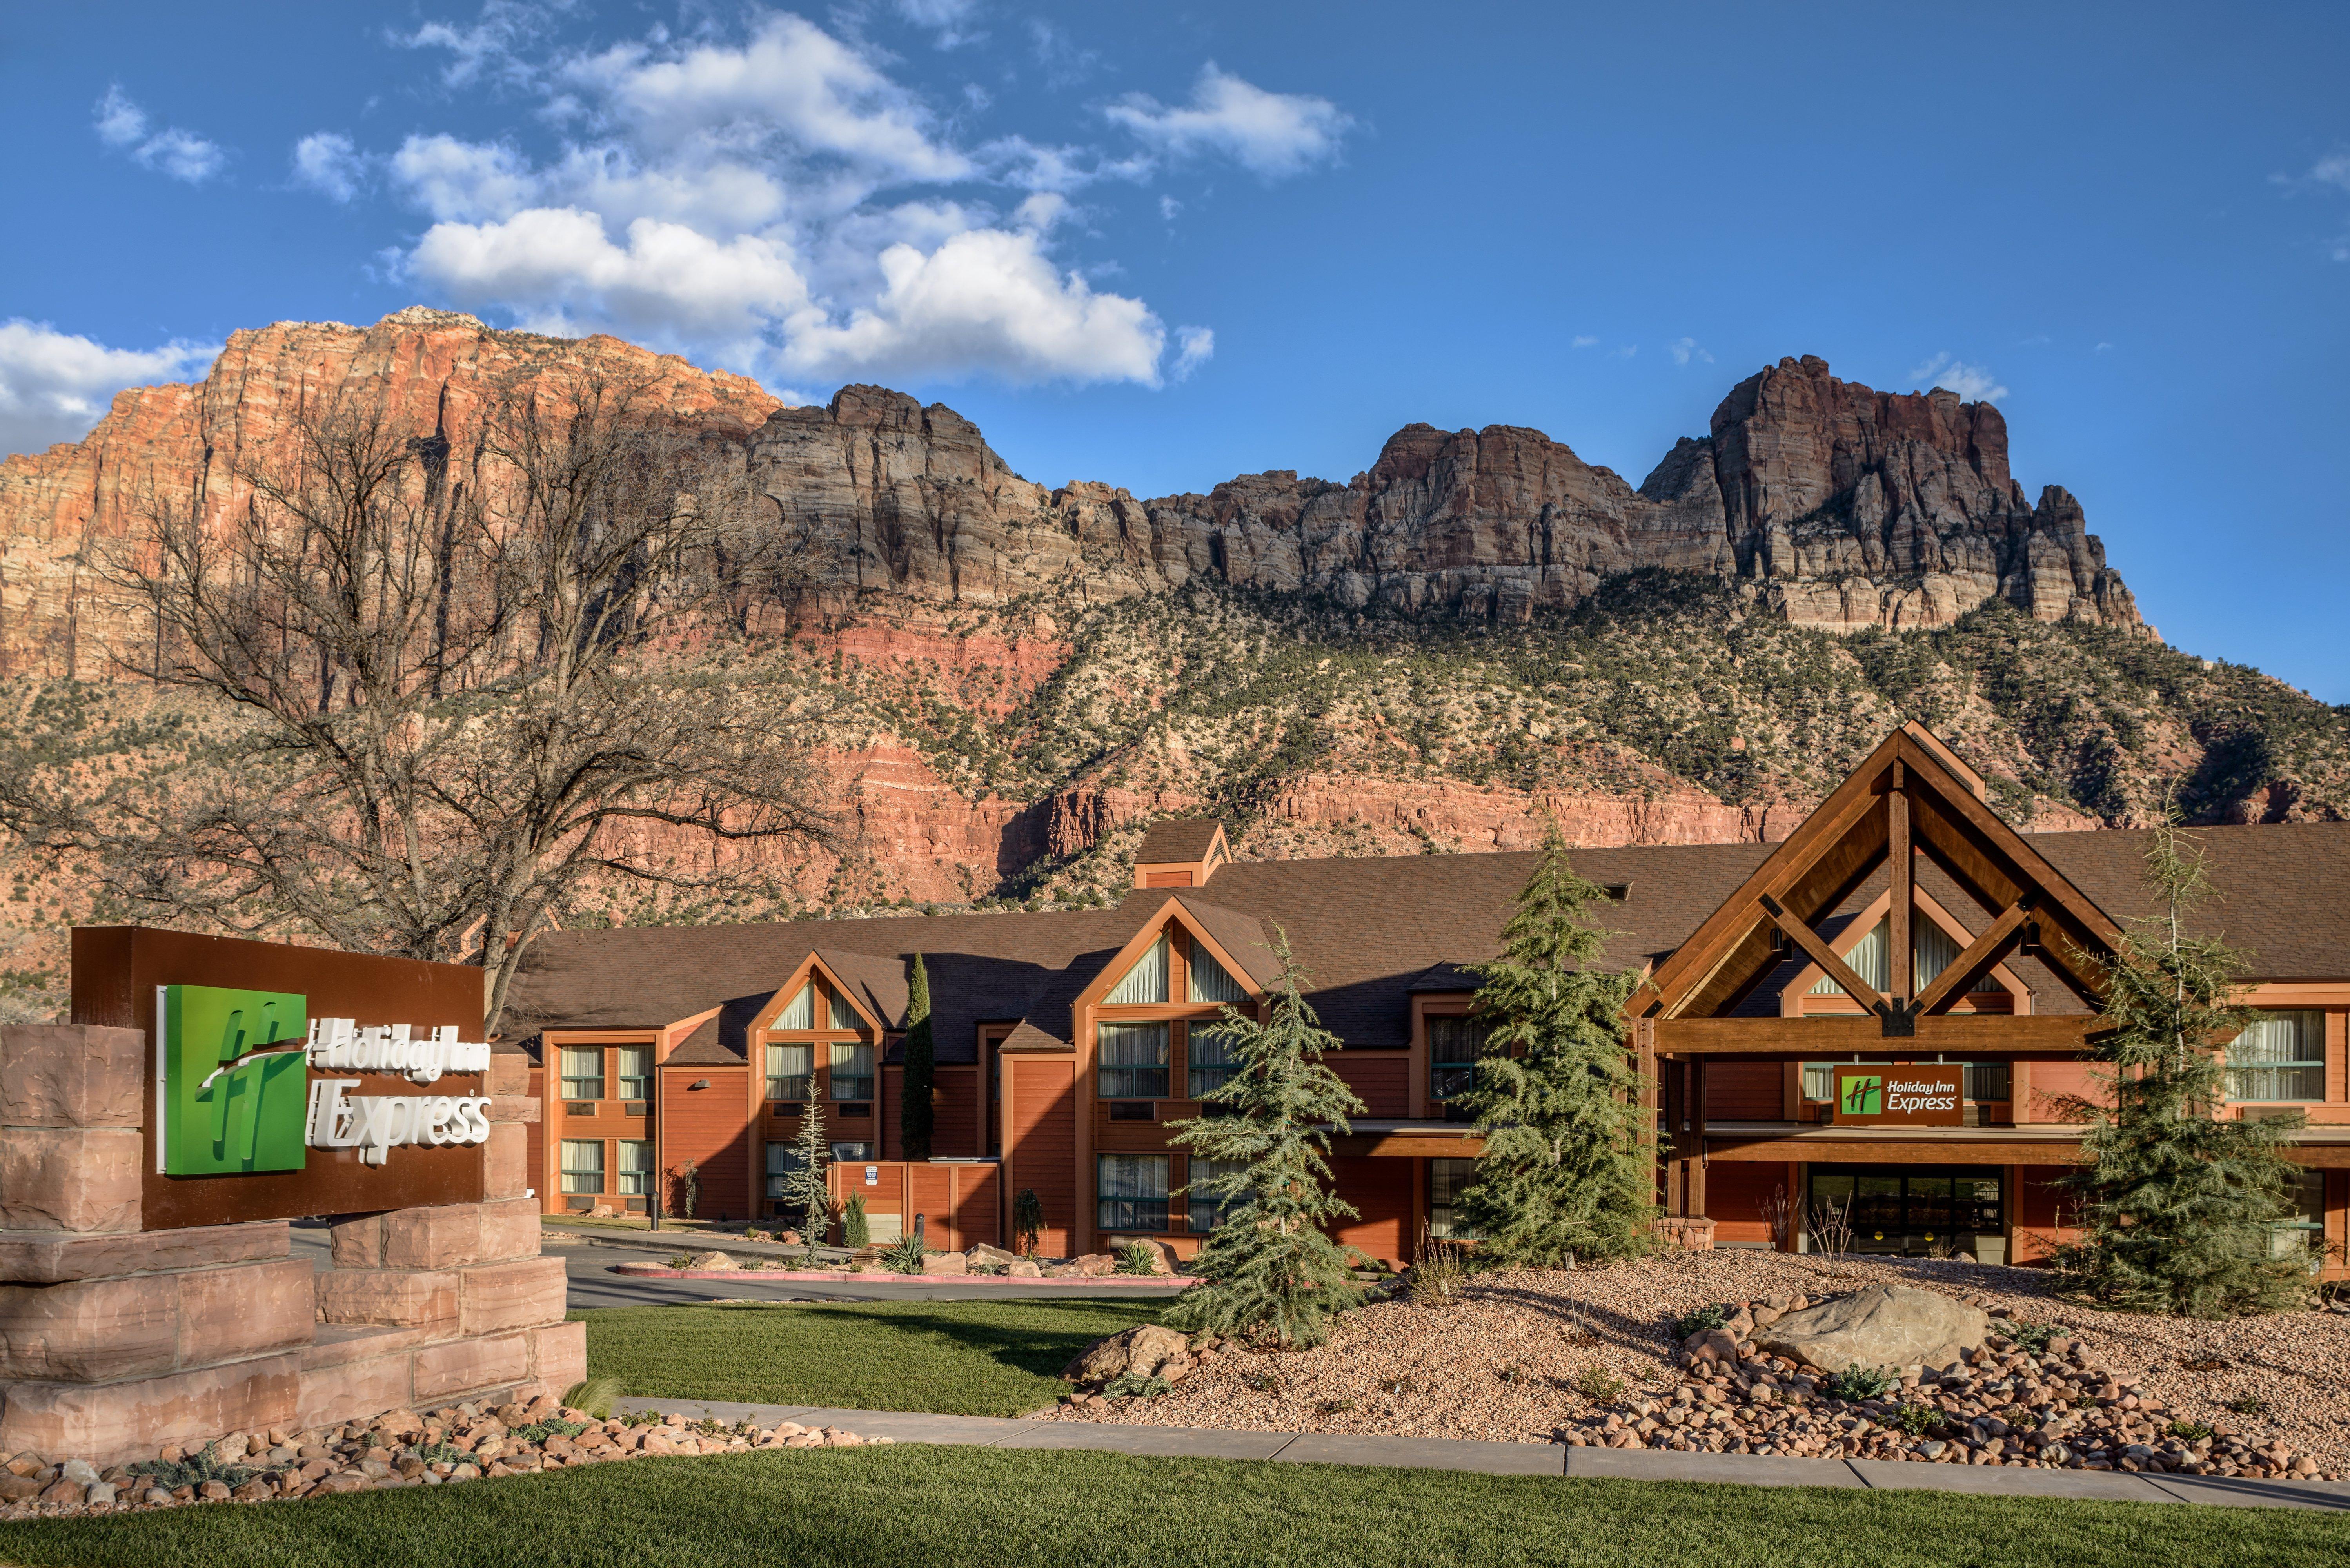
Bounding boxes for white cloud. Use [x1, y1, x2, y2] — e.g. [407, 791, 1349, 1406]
[390, 134, 541, 223]
[2304, 150, 2350, 192]
[1668, 337, 1713, 365]
[780, 227, 1164, 384]
[1170, 326, 1213, 381]
[291, 133, 367, 202]
[93, 86, 225, 184]
[1105, 64, 1352, 178]
[897, 0, 981, 48]
[1908, 352, 2009, 403]
[0, 321, 218, 457]
[1571, 334, 1598, 348]
[398, 0, 562, 89]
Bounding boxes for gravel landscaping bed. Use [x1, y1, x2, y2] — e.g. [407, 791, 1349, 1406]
[1042, 1251, 2350, 1479]
[0, 1396, 888, 1521]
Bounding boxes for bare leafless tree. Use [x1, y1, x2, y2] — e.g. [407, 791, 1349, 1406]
[0, 352, 841, 1030]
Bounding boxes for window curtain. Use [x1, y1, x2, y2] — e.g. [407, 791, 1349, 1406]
[618, 1140, 654, 1194]
[766, 1042, 813, 1100]
[1098, 1023, 1170, 1099]
[560, 1140, 605, 1194]
[777, 985, 815, 1029]
[2228, 1011, 2324, 1103]
[829, 1042, 874, 1101]
[1188, 946, 1249, 1003]
[1099, 1154, 1169, 1232]
[616, 1046, 652, 1099]
[560, 1047, 603, 1100]
[764, 1140, 803, 1198]
[1186, 1158, 1247, 1231]
[1188, 1023, 1241, 1099]
[1428, 1158, 1480, 1240]
[1811, 917, 2001, 995]
[1106, 937, 1170, 1004]
[1427, 1016, 1492, 1101]
[829, 989, 859, 1030]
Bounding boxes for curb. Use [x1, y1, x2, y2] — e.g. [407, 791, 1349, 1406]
[607, 1262, 1197, 1286]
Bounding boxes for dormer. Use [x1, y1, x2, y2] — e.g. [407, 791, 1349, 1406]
[1131, 819, 1230, 890]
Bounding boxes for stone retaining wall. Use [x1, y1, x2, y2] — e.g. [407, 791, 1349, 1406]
[0, 1027, 581, 1465]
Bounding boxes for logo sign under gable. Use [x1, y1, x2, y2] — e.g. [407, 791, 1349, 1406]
[157, 985, 494, 1176]
[1831, 1065, 1963, 1127]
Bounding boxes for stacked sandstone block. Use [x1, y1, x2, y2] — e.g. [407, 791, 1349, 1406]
[0, 1027, 580, 1466]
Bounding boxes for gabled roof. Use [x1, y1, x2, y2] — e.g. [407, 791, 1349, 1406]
[1638, 726, 2122, 1030]
[1135, 819, 1226, 865]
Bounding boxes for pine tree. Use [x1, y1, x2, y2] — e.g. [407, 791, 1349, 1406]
[1165, 929, 1367, 1348]
[2047, 818, 2311, 1317]
[775, 1096, 833, 1261]
[900, 953, 935, 1161]
[1452, 821, 1654, 1267]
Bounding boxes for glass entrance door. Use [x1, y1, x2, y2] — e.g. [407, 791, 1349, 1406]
[1807, 1166, 2003, 1256]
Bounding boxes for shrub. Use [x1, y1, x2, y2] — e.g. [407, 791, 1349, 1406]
[1012, 1189, 1045, 1257]
[1573, 1365, 1626, 1405]
[1671, 1302, 1733, 1341]
[1114, 1241, 1159, 1276]
[881, 1233, 929, 1274]
[130, 1442, 260, 1491]
[2224, 1394, 2269, 1416]
[410, 1441, 471, 1467]
[2168, 1419, 2215, 1442]
[563, 1377, 624, 1419]
[1102, 1372, 1173, 1401]
[1891, 1403, 1943, 1436]
[1824, 1364, 1896, 1402]
[666, 1253, 694, 1268]
[1404, 1231, 1472, 1308]
[508, 1417, 589, 1444]
[2000, 1319, 2059, 1355]
[841, 1194, 870, 1250]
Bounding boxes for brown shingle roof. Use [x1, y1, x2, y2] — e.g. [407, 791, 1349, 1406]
[505, 823, 2350, 1056]
[1135, 819, 1223, 865]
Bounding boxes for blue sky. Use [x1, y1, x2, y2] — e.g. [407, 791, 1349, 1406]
[4, 2, 2347, 697]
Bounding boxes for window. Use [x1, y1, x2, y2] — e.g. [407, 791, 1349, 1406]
[777, 984, 815, 1030]
[1963, 1062, 2011, 1103]
[1429, 1158, 1480, 1240]
[1099, 1154, 1169, 1232]
[1810, 917, 2001, 996]
[560, 1139, 605, 1194]
[829, 989, 859, 1030]
[617, 1140, 654, 1195]
[1189, 1022, 1241, 1100]
[2271, 1171, 2326, 1262]
[1099, 1022, 1170, 1099]
[766, 1042, 813, 1102]
[764, 1141, 802, 1200]
[2228, 1011, 2325, 1103]
[1188, 946, 1249, 1004]
[1428, 1016, 1492, 1103]
[616, 1045, 652, 1102]
[829, 1042, 874, 1102]
[559, 1047, 604, 1101]
[1186, 1158, 1247, 1232]
[1106, 936, 1170, 1004]
[831, 1142, 872, 1161]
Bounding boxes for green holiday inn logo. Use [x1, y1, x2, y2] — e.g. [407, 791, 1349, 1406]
[160, 985, 309, 1176]
[1839, 1074, 1885, 1117]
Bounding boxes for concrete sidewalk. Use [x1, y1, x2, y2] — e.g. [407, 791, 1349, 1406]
[614, 1398, 2350, 1512]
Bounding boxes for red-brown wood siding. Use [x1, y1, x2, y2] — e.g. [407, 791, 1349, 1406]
[1331, 1054, 1410, 1118]
[1008, 1058, 1077, 1256]
[1702, 1160, 1789, 1245]
[2025, 1062, 2103, 1120]
[932, 1064, 981, 1156]
[660, 1064, 750, 1223]
[1330, 1156, 1412, 1267]
[2012, 1164, 2077, 1263]
[1704, 1062, 1783, 1122]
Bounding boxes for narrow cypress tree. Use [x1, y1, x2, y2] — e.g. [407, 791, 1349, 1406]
[1452, 821, 1654, 1267]
[1166, 929, 1367, 1348]
[901, 953, 935, 1162]
[776, 1095, 833, 1261]
[2047, 819, 2311, 1317]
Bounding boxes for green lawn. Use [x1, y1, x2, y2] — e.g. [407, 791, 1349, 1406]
[0, 1446, 2343, 1568]
[572, 1299, 1163, 1416]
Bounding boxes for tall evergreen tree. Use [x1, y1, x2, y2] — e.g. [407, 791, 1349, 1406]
[1453, 821, 1654, 1267]
[775, 1096, 833, 1261]
[2047, 818, 2312, 1317]
[901, 953, 935, 1161]
[1166, 930, 1367, 1348]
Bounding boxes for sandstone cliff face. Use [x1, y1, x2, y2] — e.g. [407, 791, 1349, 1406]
[747, 359, 2144, 636]
[0, 309, 780, 680]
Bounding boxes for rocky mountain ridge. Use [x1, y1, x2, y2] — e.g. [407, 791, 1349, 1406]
[0, 310, 2139, 684]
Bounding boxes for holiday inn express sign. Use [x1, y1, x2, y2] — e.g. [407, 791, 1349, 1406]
[75, 926, 492, 1228]
[1830, 1065, 1965, 1127]
[156, 984, 494, 1176]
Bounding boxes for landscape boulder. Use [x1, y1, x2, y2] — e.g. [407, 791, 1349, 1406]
[1753, 1284, 1989, 1372]
[1062, 1324, 1190, 1386]
[685, 1250, 737, 1272]
[924, 1251, 968, 1275]
[967, 1243, 1023, 1269]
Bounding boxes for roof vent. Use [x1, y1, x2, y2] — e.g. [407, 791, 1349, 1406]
[1131, 819, 1230, 890]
